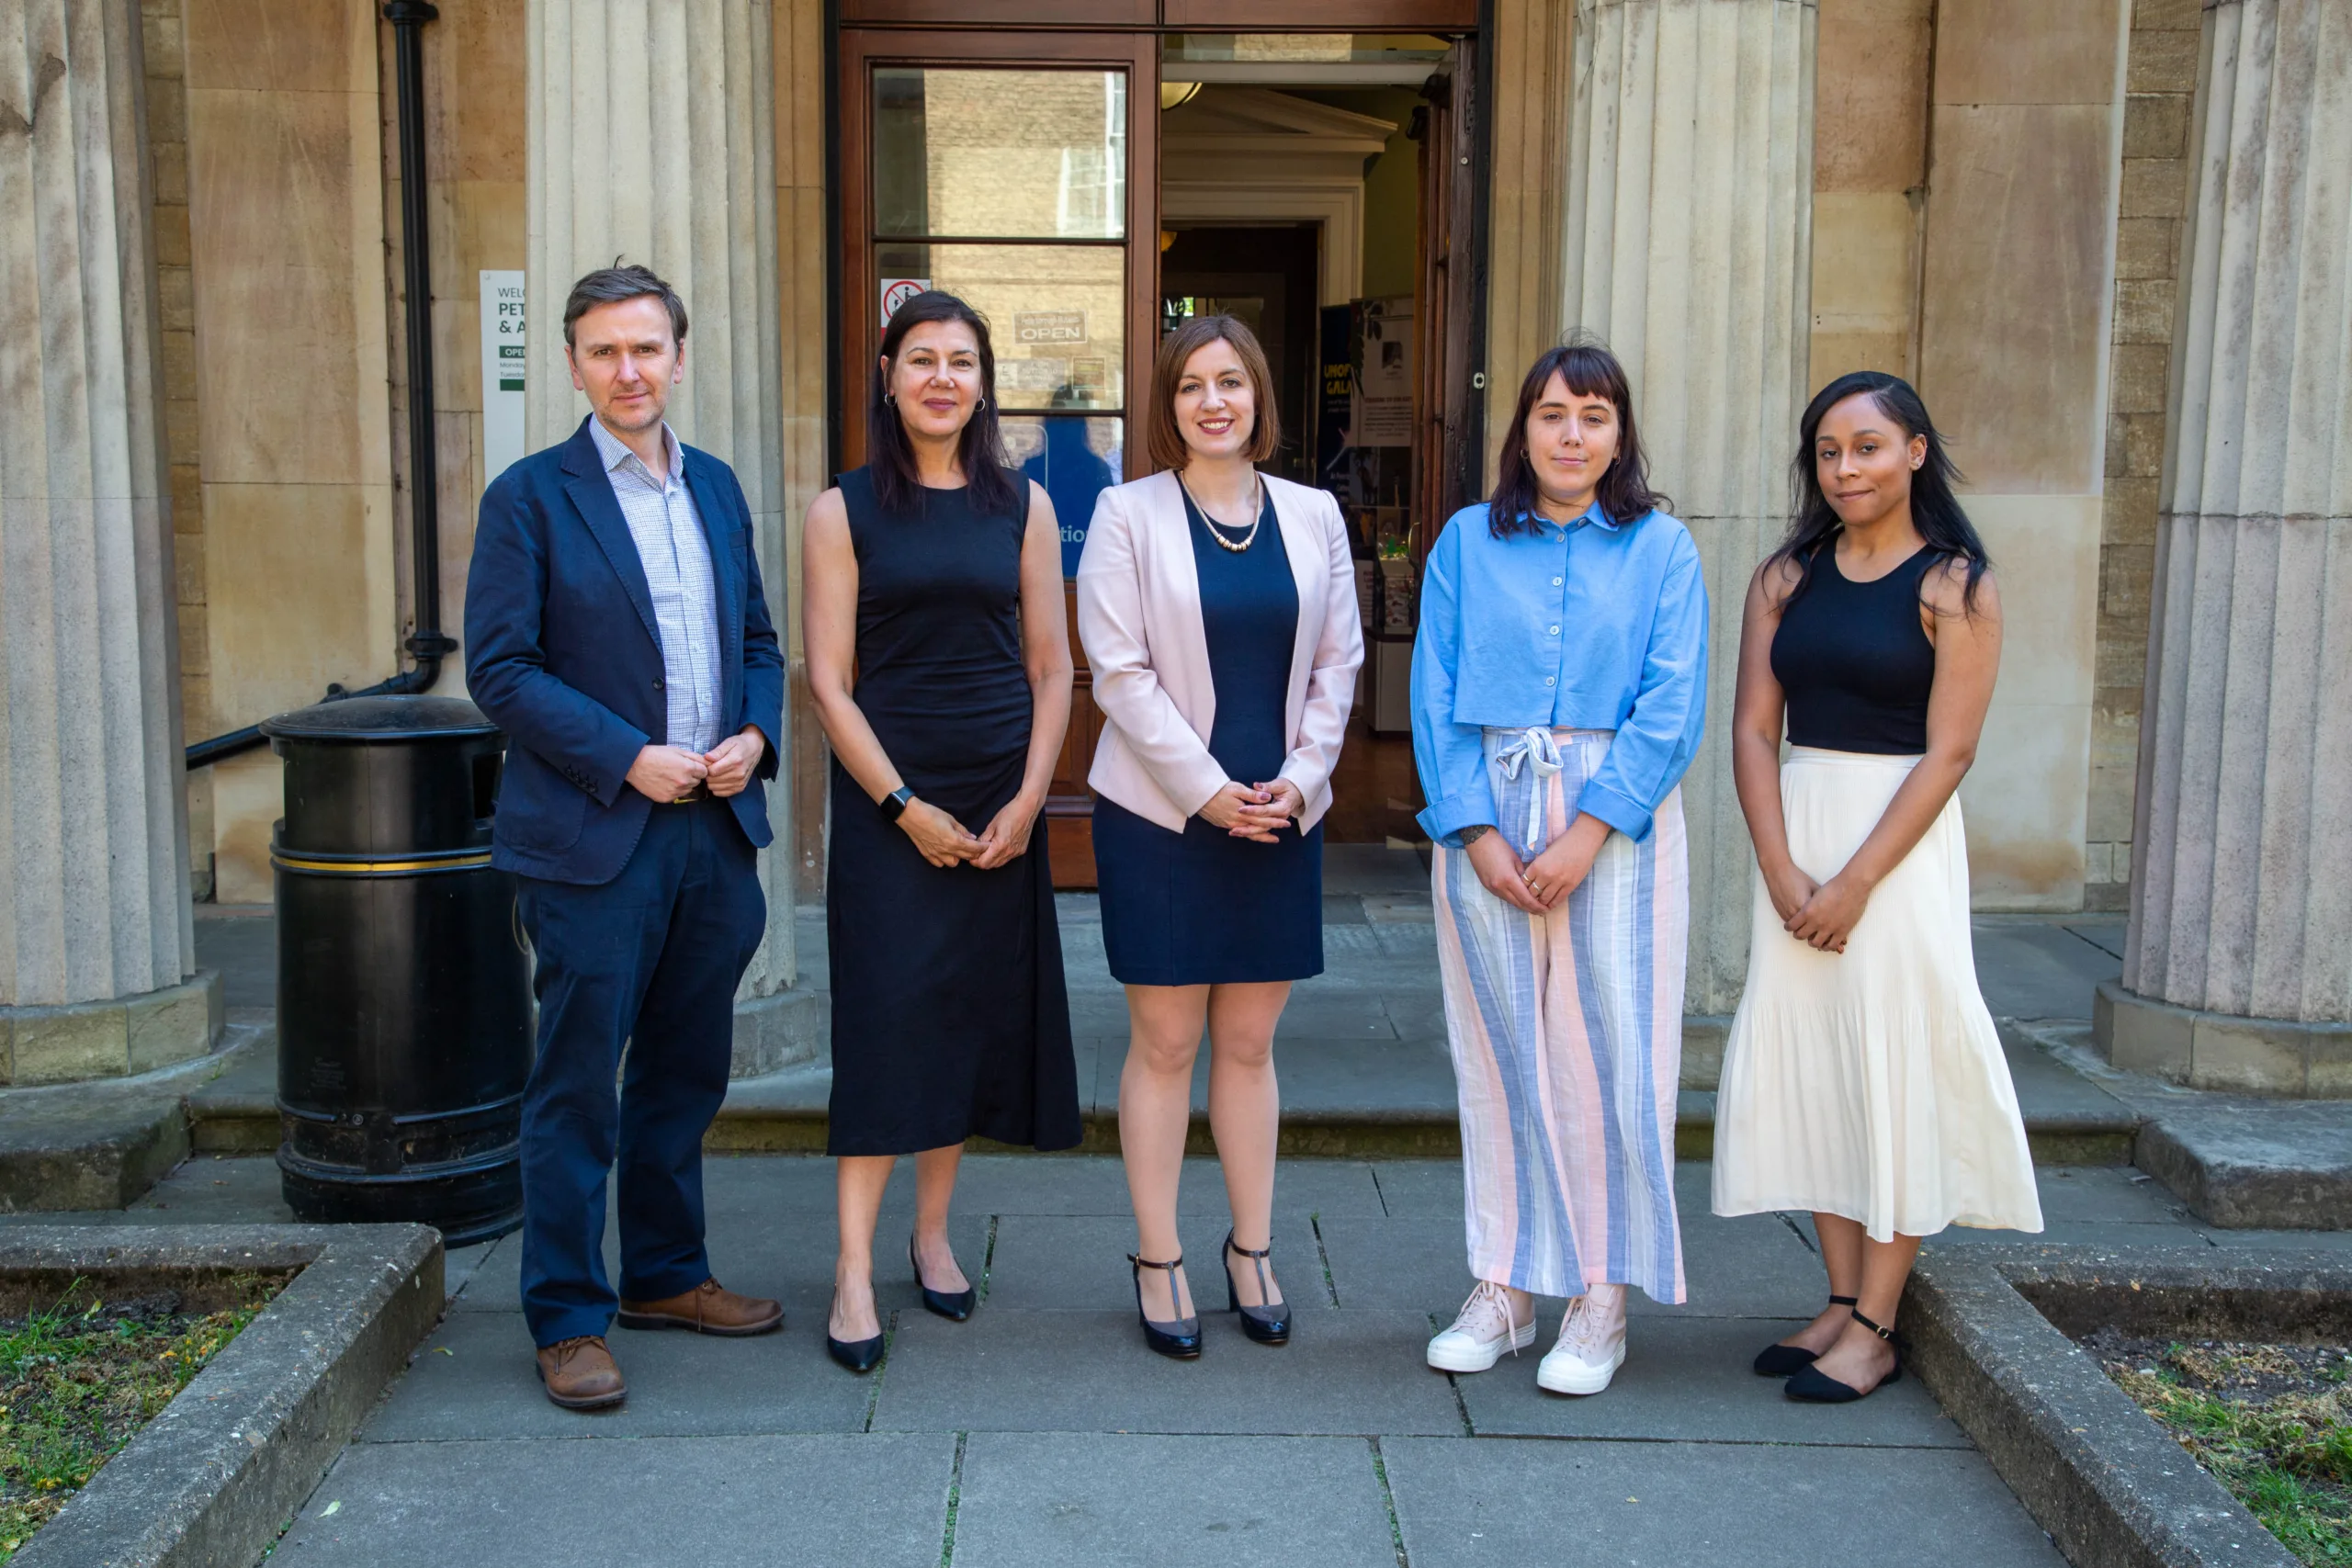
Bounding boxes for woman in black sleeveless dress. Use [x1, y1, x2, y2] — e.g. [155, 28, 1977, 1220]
[1713, 371, 2039, 1405]
[802, 292, 1080, 1371]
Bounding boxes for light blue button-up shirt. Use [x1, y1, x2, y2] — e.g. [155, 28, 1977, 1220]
[587, 416, 724, 754]
[1411, 499, 1709, 846]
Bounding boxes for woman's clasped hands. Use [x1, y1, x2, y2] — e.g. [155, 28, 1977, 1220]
[1765, 860, 1868, 954]
[1197, 779, 1304, 843]
[896, 791, 1045, 871]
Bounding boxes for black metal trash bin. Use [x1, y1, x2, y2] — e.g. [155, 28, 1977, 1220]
[263, 694, 532, 1246]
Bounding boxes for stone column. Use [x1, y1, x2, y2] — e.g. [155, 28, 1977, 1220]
[526, 0, 815, 1075]
[2101, 0, 2352, 1096]
[1561, 0, 1817, 1036]
[0, 0, 218, 1084]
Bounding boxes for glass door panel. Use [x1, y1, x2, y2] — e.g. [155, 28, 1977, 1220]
[841, 32, 1157, 496]
[842, 29, 1158, 892]
[874, 243, 1125, 412]
[874, 67, 1128, 240]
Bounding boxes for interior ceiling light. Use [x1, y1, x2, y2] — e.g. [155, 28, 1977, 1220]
[1159, 80, 1204, 111]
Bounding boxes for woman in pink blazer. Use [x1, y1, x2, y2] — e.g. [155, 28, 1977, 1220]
[1075, 315, 1363, 1359]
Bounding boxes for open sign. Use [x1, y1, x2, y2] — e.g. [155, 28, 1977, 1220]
[1014, 310, 1088, 346]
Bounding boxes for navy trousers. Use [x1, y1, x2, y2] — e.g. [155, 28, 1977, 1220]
[514, 796, 765, 1348]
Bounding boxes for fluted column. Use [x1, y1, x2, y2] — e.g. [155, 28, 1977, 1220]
[0, 0, 217, 1084]
[1563, 0, 1817, 1023]
[526, 0, 813, 1074]
[2104, 0, 2352, 1096]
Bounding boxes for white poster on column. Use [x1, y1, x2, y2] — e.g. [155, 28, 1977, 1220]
[480, 270, 526, 485]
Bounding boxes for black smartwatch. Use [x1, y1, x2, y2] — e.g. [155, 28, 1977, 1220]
[879, 786, 914, 822]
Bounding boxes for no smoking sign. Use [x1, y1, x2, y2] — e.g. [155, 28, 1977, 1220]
[880, 277, 932, 327]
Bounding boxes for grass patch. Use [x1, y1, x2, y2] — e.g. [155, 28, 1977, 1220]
[1, 1277, 281, 1562]
[2089, 1331, 2352, 1566]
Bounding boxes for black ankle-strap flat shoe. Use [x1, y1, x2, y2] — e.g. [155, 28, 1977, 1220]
[1784, 1306, 1903, 1403]
[1223, 1230, 1291, 1346]
[1129, 1252, 1201, 1359]
[910, 1236, 976, 1322]
[1752, 1294, 1856, 1377]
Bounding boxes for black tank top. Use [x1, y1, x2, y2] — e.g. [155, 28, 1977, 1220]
[1770, 544, 1937, 754]
[838, 466, 1033, 795]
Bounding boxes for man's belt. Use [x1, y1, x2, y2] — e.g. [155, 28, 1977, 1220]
[665, 781, 712, 805]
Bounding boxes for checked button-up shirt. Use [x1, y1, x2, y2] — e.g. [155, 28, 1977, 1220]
[587, 416, 724, 755]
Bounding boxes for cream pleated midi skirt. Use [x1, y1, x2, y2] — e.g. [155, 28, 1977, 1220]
[1711, 749, 2041, 1241]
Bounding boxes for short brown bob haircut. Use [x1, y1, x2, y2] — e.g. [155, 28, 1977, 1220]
[1146, 314, 1283, 472]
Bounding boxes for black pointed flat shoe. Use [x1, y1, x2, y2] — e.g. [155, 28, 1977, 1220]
[826, 1291, 886, 1373]
[827, 1331, 885, 1372]
[910, 1236, 976, 1322]
[1784, 1307, 1903, 1403]
[1129, 1252, 1201, 1359]
[1222, 1230, 1291, 1346]
[1753, 1294, 1856, 1377]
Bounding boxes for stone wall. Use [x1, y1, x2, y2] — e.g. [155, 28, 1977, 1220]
[182, 0, 400, 904]
[1915, 0, 2129, 909]
[142, 0, 210, 897]
[2086, 0, 2201, 912]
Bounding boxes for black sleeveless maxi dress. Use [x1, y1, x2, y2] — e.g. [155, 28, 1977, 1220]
[825, 467, 1081, 1156]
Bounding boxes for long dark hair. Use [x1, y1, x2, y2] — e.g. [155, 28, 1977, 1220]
[867, 291, 1021, 517]
[1770, 370, 1989, 612]
[1487, 337, 1670, 537]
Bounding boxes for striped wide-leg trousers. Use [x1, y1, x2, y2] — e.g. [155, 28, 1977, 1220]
[1431, 727, 1689, 1303]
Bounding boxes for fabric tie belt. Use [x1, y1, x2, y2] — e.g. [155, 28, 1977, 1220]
[1493, 727, 1563, 853]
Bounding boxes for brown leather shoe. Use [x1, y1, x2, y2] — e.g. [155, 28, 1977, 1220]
[616, 1277, 785, 1337]
[536, 1335, 626, 1410]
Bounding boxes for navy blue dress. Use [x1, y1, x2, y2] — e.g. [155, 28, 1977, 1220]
[825, 468, 1081, 1156]
[1095, 485, 1324, 985]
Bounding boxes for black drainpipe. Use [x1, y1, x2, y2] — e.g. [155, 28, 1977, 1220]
[186, 0, 450, 771]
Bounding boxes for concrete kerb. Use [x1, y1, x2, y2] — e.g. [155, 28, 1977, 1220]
[6, 1224, 444, 1568]
[1905, 1245, 2352, 1568]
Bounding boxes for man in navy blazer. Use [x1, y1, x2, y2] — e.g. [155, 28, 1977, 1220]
[466, 265, 785, 1411]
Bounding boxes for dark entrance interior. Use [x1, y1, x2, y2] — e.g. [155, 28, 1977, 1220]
[1160, 223, 1320, 487]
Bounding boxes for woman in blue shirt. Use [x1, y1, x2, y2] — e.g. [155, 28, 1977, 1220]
[1411, 340, 1707, 1397]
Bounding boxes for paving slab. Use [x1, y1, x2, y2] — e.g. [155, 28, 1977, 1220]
[871, 1308, 1466, 1435]
[1973, 918, 2120, 1021]
[982, 1213, 1331, 1310]
[1449, 1314, 1969, 1447]
[946, 1152, 1386, 1217]
[192, 908, 278, 1009]
[1315, 1208, 1829, 1320]
[271, 1433, 955, 1568]
[1367, 1159, 1466, 1217]
[1323, 844, 1430, 895]
[1383, 1437, 2070, 1568]
[362, 1308, 875, 1439]
[950, 1432, 1398, 1568]
[2028, 1164, 2195, 1224]
[449, 1201, 985, 1320]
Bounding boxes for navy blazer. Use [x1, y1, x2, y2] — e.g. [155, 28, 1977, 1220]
[464, 416, 786, 885]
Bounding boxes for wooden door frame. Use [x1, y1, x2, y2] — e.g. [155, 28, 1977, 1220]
[835, 28, 1160, 480]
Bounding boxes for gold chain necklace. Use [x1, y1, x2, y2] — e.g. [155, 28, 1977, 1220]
[1178, 472, 1263, 553]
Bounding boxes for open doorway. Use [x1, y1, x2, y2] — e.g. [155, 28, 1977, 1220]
[1161, 223, 1320, 486]
[1157, 39, 1479, 848]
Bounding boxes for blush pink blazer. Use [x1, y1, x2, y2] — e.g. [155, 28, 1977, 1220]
[1074, 468, 1365, 833]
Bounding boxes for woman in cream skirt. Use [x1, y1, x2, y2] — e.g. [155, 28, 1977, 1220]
[1713, 370, 2040, 1404]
